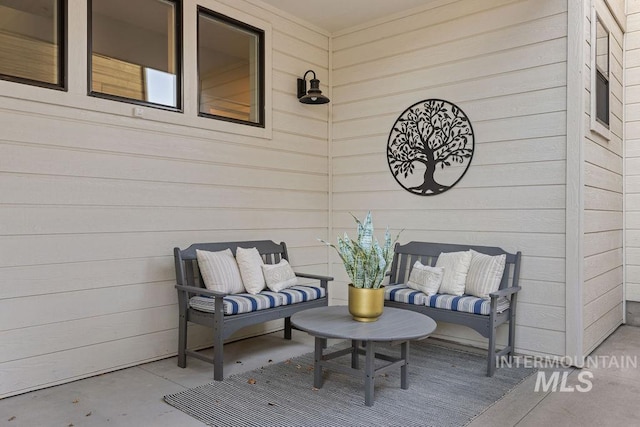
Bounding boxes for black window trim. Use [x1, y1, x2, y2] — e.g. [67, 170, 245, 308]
[87, 0, 183, 112]
[0, 0, 67, 91]
[196, 5, 265, 128]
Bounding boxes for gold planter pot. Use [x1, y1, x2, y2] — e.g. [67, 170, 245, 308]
[348, 284, 385, 322]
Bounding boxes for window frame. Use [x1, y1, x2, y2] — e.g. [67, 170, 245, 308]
[590, 6, 611, 140]
[86, 0, 183, 112]
[0, 0, 67, 91]
[196, 5, 265, 128]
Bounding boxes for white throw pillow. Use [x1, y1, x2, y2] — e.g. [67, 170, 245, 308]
[196, 249, 245, 294]
[261, 259, 297, 292]
[406, 261, 444, 296]
[435, 251, 472, 296]
[236, 247, 266, 295]
[465, 249, 506, 299]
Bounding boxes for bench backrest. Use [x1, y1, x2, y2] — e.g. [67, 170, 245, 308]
[389, 241, 521, 291]
[174, 240, 289, 288]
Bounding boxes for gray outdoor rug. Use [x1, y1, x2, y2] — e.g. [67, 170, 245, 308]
[164, 341, 535, 427]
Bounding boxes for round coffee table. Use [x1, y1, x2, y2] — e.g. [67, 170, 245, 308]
[290, 306, 437, 406]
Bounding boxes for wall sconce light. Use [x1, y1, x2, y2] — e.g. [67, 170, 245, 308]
[297, 70, 330, 104]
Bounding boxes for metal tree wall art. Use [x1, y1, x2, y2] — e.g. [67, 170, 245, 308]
[387, 99, 474, 196]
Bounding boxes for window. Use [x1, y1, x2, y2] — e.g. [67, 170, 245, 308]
[89, 0, 181, 110]
[198, 7, 264, 127]
[594, 17, 609, 127]
[590, 9, 611, 139]
[0, 0, 65, 89]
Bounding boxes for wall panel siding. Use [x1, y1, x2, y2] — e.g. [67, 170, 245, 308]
[7, 0, 640, 400]
[583, 0, 624, 354]
[0, 0, 329, 398]
[331, 0, 567, 357]
[0, 329, 183, 397]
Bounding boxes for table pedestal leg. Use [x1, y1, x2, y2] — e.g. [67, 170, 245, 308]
[351, 340, 359, 369]
[314, 337, 323, 388]
[401, 341, 409, 389]
[364, 341, 375, 406]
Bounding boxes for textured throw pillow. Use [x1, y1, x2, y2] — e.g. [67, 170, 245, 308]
[261, 259, 297, 292]
[196, 249, 245, 294]
[435, 251, 472, 296]
[465, 249, 506, 299]
[406, 261, 444, 296]
[236, 247, 266, 295]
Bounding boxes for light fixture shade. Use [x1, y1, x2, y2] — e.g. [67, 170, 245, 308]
[297, 70, 330, 104]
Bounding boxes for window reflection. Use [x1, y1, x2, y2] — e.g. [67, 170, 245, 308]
[0, 0, 64, 88]
[198, 7, 264, 126]
[90, 0, 180, 109]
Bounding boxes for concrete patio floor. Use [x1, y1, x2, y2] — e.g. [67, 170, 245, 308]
[1, 325, 639, 426]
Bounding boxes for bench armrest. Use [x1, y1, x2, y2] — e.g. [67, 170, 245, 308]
[489, 286, 522, 299]
[295, 272, 334, 282]
[175, 284, 228, 298]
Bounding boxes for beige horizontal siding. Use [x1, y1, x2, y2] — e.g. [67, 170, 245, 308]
[330, 0, 568, 357]
[583, 0, 624, 355]
[0, 0, 329, 398]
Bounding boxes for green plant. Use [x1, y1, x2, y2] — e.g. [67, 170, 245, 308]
[320, 212, 400, 289]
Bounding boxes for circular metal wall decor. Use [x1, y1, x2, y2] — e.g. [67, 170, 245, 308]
[387, 99, 474, 196]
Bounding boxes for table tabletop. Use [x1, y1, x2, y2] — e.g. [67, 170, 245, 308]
[291, 306, 436, 341]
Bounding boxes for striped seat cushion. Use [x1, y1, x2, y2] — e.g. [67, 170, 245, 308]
[425, 293, 510, 315]
[385, 284, 430, 305]
[277, 285, 326, 305]
[385, 284, 510, 315]
[189, 291, 282, 315]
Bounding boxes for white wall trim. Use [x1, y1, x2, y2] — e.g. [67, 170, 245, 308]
[327, 34, 335, 298]
[67, 0, 87, 96]
[622, 0, 627, 322]
[566, 0, 586, 362]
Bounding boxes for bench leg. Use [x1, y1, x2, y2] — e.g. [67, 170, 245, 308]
[284, 316, 292, 340]
[487, 325, 497, 377]
[213, 330, 224, 381]
[508, 320, 516, 360]
[177, 313, 187, 368]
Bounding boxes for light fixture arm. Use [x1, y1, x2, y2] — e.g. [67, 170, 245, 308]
[302, 70, 316, 81]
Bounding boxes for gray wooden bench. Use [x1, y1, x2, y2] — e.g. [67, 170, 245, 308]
[174, 240, 333, 380]
[384, 241, 522, 376]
